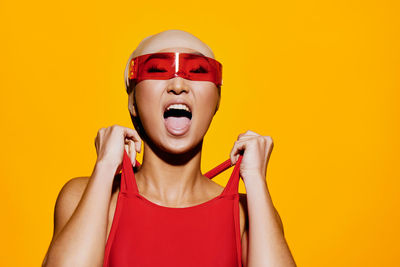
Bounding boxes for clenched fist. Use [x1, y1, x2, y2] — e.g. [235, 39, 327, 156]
[94, 125, 142, 176]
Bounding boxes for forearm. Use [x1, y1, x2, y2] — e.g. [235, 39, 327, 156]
[245, 176, 296, 267]
[44, 161, 117, 267]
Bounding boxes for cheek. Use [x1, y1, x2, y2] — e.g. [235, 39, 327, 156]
[135, 81, 163, 100]
[198, 88, 219, 111]
[195, 87, 220, 125]
[134, 82, 164, 122]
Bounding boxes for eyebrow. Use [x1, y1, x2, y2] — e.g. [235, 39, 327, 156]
[144, 53, 171, 63]
[143, 51, 207, 64]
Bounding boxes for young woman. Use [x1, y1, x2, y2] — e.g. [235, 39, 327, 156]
[42, 30, 296, 267]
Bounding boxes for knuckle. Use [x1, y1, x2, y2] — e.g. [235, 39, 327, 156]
[134, 129, 141, 137]
[252, 138, 262, 146]
[111, 125, 121, 132]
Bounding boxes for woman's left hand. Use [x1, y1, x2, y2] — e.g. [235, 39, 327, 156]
[230, 130, 274, 185]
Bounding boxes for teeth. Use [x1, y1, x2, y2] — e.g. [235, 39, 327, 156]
[166, 104, 190, 112]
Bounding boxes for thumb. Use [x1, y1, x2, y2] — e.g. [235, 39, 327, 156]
[128, 139, 136, 167]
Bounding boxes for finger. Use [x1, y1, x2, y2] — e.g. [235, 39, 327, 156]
[230, 142, 237, 165]
[265, 136, 274, 146]
[234, 141, 246, 157]
[245, 130, 260, 136]
[237, 135, 257, 142]
[124, 133, 138, 154]
[124, 127, 141, 142]
[94, 137, 98, 153]
[237, 131, 259, 140]
[131, 137, 141, 154]
[124, 128, 142, 154]
[124, 136, 138, 164]
[230, 140, 246, 165]
[128, 140, 136, 167]
[124, 144, 129, 159]
[265, 136, 274, 156]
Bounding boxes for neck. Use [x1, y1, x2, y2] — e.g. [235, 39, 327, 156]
[134, 140, 205, 206]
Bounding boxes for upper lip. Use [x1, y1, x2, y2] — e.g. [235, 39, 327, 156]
[163, 99, 193, 114]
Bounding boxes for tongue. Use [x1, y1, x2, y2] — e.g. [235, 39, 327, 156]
[165, 117, 191, 131]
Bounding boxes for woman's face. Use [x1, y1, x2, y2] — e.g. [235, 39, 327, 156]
[130, 47, 220, 155]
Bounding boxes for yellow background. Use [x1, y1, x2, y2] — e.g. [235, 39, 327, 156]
[1, 0, 399, 266]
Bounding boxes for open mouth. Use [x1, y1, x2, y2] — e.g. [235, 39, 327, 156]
[163, 104, 192, 135]
[163, 108, 192, 120]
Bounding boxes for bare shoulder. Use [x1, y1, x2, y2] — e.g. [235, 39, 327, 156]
[59, 176, 90, 198]
[42, 177, 92, 266]
[56, 177, 90, 209]
[53, 177, 90, 237]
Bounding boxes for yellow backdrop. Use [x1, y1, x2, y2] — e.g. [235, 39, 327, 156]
[1, 0, 399, 266]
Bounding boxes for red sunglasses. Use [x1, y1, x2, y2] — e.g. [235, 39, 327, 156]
[128, 52, 223, 87]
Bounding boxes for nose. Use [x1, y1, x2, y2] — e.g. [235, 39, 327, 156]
[166, 76, 189, 95]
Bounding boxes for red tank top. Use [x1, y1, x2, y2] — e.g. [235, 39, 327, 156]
[103, 150, 244, 267]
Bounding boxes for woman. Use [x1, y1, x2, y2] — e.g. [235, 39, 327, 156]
[42, 29, 296, 267]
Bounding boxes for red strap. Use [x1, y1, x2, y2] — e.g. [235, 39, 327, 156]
[220, 154, 243, 195]
[121, 150, 140, 194]
[204, 158, 234, 179]
[121, 150, 243, 195]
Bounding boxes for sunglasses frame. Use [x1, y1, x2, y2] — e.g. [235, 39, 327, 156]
[128, 52, 223, 87]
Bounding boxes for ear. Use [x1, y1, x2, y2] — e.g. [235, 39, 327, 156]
[128, 91, 137, 117]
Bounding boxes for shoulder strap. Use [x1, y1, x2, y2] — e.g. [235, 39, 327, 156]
[203, 158, 233, 179]
[120, 150, 140, 194]
[204, 154, 243, 196]
[120, 150, 243, 195]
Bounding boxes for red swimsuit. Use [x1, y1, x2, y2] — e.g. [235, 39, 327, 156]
[103, 150, 244, 267]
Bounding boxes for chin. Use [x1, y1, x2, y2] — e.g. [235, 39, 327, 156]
[159, 135, 202, 155]
[141, 111, 211, 158]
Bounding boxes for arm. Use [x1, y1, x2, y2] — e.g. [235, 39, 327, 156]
[239, 194, 288, 267]
[42, 125, 141, 267]
[244, 177, 296, 267]
[231, 130, 296, 267]
[42, 161, 118, 267]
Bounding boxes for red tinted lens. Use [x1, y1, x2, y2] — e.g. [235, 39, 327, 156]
[136, 53, 175, 82]
[179, 53, 221, 85]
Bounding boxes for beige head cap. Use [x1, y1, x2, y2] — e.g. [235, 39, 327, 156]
[124, 29, 216, 93]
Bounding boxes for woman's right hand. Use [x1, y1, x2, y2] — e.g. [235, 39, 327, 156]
[94, 124, 142, 175]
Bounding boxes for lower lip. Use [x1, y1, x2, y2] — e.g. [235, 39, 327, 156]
[164, 117, 192, 136]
